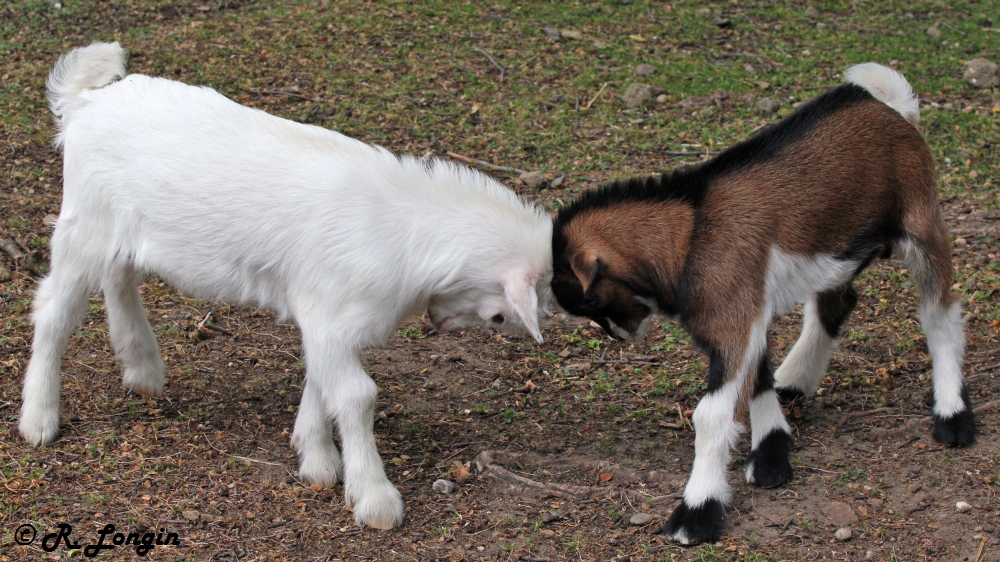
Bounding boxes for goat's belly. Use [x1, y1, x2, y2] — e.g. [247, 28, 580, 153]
[766, 247, 859, 316]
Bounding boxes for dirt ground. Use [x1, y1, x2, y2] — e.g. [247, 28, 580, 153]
[2, 2, 1000, 561]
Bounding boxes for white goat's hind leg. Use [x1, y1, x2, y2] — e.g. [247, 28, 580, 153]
[19, 269, 94, 446]
[103, 264, 164, 397]
[292, 379, 343, 486]
[774, 285, 857, 398]
[303, 334, 402, 529]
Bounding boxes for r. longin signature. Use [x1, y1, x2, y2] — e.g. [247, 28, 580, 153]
[14, 522, 180, 557]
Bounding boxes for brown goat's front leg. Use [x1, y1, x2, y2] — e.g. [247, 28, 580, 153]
[746, 355, 795, 488]
[662, 336, 763, 545]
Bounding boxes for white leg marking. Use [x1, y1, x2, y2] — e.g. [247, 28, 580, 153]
[745, 390, 792, 484]
[774, 300, 835, 394]
[684, 381, 744, 508]
[921, 298, 966, 417]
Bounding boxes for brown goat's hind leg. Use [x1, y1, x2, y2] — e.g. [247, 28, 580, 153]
[774, 284, 857, 399]
[899, 230, 975, 446]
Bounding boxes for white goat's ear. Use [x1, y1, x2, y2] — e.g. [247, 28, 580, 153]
[502, 271, 543, 343]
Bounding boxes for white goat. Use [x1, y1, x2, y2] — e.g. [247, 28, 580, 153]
[19, 42, 553, 529]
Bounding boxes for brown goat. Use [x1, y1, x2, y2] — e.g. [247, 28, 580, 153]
[551, 63, 974, 545]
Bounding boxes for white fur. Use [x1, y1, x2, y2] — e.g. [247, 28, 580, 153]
[20, 42, 553, 530]
[682, 381, 744, 510]
[765, 248, 858, 316]
[681, 248, 855, 515]
[773, 299, 835, 394]
[844, 62, 920, 127]
[897, 238, 968, 418]
[922, 298, 966, 417]
[744, 390, 792, 484]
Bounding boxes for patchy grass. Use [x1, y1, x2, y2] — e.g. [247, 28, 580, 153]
[1, 1, 998, 561]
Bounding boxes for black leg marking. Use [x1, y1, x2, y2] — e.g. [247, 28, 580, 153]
[706, 349, 726, 393]
[816, 284, 858, 338]
[932, 386, 976, 447]
[752, 355, 774, 397]
[746, 429, 794, 489]
[660, 498, 727, 545]
[776, 387, 806, 402]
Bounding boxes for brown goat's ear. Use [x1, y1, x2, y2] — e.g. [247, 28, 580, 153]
[570, 253, 603, 294]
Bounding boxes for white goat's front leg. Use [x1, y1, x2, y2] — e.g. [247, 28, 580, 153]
[103, 264, 164, 398]
[20, 269, 94, 446]
[292, 379, 343, 486]
[302, 334, 402, 529]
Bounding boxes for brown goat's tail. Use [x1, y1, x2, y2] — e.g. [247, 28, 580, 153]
[844, 63, 920, 127]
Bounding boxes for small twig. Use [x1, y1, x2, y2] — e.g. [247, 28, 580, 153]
[837, 407, 895, 428]
[471, 48, 506, 82]
[656, 150, 722, 157]
[975, 534, 988, 562]
[204, 323, 233, 336]
[590, 359, 664, 366]
[445, 151, 527, 174]
[966, 363, 1000, 381]
[584, 82, 609, 109]
[939, 22, 967, 36]
[233, 455, 282, 467]
[198, 310, 214, 329]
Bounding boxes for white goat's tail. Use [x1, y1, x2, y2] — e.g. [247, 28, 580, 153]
[844, 62, 920, 127]
[47, 42, 127, 143]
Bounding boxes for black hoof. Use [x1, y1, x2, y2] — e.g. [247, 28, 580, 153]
[659, 498, 727, 545]
[932, 388, 976, 447]
[775, 386, 806, 403]
[746, 429, 794, 488]
[933, 409, 976, 447]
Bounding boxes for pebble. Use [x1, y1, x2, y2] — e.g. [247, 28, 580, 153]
[696, 7, 712, 17]
[757, 98, 781, 113]
[630, 513, 655, 526]
[182, 509, 200, 522]
[519, 170, 547, 188]
[804, 6, 819, 17]
[835, 527, 852, 541]
[822, 502, 859, 527]
[433, 479, 456, 494]
[956, 501, 972, 513]
[927, 26, 941, 39]
[634, 63, 656, 75]
[964, 58, 999, 88]
[541, 26, 561, 40]
[955, 237, 968, 248]
[623, 83, 655, 108]
[560, 29, 582, 40]
[699, 107, 715, 117]
[712, 17, 731, 28]
[655, 94, 668, 104]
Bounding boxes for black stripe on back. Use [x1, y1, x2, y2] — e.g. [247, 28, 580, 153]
[554, 83, 876, 228]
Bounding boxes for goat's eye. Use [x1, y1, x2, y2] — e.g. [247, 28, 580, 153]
[583, 295, 599, 307]
[491, 314, 505, 324]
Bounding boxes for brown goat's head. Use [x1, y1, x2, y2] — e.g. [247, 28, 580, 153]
[551, 241, 657, 342]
